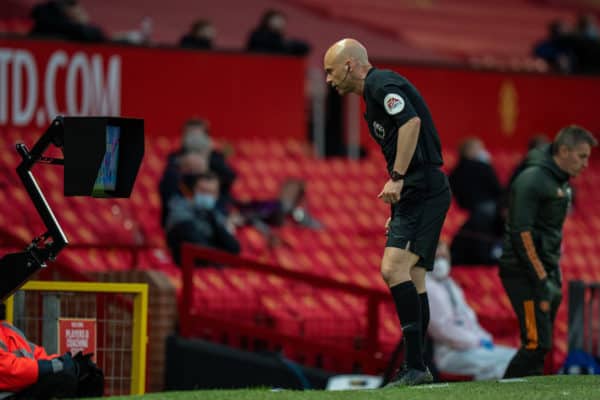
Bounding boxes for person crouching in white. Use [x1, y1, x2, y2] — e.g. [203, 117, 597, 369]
[426, 242, 516, 380]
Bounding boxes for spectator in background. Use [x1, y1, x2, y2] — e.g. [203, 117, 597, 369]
[166, 172, 240, 265]
[576, 13, 599, 40]
[180, 19, 215, 50]
[449, 138, 504, 265]
[246, 9, 310, 56]
[533, 20, 574, 73]
[572, 13, 600, 74]
[450, 138, 502, 214]
[30, 0, 106, 42]
[159, 142, 209, 228]
[427, 242, 516, 380]
[159, 118, 236, 226]
[235, 178, 322, 246]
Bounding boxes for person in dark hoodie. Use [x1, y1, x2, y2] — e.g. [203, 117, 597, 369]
[449, 138, 504, 265]
[179, 19, 215, 50]
[246, 9, 310, 56]
[508, 135, 550, 189]
[500, 125, 597, 378]
[30, 0, 105, 42]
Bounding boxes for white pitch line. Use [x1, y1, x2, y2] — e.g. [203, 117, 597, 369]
[412, 383, 451, 389]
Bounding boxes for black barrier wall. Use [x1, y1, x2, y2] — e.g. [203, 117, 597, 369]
[165, 335, 332, 390]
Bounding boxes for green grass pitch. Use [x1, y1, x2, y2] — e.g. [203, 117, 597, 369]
[104, 375, 599, 400]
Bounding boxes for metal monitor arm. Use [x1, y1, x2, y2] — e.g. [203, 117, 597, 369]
[0, 117, 69, 300]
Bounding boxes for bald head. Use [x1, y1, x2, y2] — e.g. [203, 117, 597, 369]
[324, 38, 370, 66]
[324, 38, 372, 96]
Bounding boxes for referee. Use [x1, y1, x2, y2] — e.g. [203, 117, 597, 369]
[500, 126, 597, 377]
[324, 39, 451, 386]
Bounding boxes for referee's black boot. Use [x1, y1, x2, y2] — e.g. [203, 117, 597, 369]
[384, 366, 433, 388]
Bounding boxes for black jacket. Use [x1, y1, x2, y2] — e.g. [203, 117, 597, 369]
[30, 1, 105, 42]
[165, 196, 240, 265]
[500, 145, 571, 283]
[449, 158, 503, 213]
[179, 35, 212, 50]
[246, 29, 309, 55]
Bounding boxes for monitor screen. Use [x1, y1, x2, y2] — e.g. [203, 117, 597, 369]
[93, 125, 120, 194]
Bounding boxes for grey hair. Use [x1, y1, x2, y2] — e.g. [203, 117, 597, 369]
[552, 125, 598, 155]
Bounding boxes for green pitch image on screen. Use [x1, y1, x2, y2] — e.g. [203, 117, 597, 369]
[93, 125, 120, 196]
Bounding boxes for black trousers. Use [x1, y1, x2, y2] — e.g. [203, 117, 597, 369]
[500, 274, 562, 377]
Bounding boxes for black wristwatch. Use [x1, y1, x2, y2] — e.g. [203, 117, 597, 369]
[390, 171, 405, 182]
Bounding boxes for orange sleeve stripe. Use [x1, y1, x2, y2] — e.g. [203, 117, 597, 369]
[524, 300, 539, 350]
[520, 231, 547, 280]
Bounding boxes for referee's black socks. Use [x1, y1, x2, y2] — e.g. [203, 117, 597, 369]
[390, 281, 425, 371]
[419, 292, 430, 349]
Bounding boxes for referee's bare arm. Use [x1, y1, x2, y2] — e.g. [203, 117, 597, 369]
[378, 116, 421, 203]
[393, 116, 421, 175]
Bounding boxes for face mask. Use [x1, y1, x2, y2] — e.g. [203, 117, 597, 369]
[194, 193, 216, 210]
[431, 258, 451, 280]
[476, 149, 491, 164]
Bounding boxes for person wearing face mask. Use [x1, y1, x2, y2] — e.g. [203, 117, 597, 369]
[165, 172, 240, 265]
[426, 242, 517, 380]
[159, 118, 237, 226]
[449, 138, 502, 215]
[449, 138, 505, 265]
[500, 126, 597, 378]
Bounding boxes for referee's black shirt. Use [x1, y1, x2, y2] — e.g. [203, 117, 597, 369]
[363, 68, 443, 189]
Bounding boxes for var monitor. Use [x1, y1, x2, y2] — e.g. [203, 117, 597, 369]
[63, 117, 144, 198]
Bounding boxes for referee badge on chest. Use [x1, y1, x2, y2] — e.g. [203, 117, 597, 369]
[373, 121, 385, 139]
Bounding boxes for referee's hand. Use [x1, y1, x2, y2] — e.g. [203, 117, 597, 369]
[378, 179, 403, 204]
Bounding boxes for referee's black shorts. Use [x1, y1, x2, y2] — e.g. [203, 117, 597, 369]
[386, 168, 451, 270]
